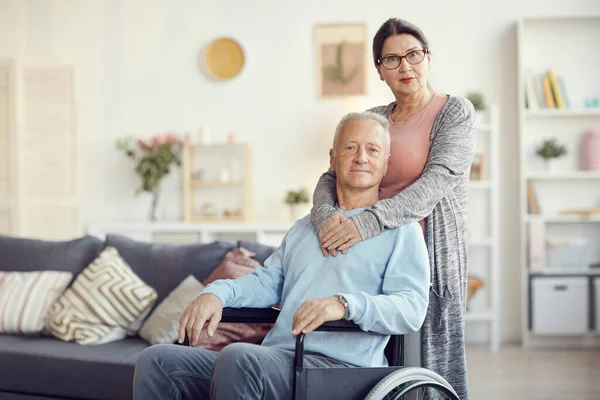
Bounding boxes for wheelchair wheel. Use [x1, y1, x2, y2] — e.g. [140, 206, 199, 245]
[364, 367, 460, 400]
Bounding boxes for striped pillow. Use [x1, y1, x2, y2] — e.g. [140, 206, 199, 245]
[0, 271, 73, 334]
[45, 246, 157, 345]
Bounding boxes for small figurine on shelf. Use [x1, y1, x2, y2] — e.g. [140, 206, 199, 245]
[536, 138, 567, 172]
[470, 154, 485, 181]
[224, 208, 242, 218]
[466, 274, 485, 312]
[284, 188, 311, 220]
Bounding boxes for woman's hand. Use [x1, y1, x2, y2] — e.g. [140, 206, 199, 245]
[318, 213, 362, 256]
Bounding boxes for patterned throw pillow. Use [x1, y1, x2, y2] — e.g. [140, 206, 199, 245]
[0, 271, 72, 334]
[196, 247, 273, 351]
[45, 247, 157, 345]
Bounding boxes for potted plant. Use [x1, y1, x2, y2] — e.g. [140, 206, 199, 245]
[284, 188, 311, 220]
[536, 138, 567, 172]
[116, 133, 186, 221]
[465, 91, 486, 126]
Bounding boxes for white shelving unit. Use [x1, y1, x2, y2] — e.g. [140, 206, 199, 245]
[465, 105, 500, 351]
[517, 14, 600, 349]
[86, 220, 293, 249]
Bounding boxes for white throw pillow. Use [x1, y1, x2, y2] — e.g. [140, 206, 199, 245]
[0, 271, 72, 334]
[139, 275, 205, 345]
[45, 246, 157, 345]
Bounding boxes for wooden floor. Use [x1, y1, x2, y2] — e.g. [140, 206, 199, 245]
[466, 345, 600, 399]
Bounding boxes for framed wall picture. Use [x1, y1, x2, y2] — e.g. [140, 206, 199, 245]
[314, 23, 368, 99]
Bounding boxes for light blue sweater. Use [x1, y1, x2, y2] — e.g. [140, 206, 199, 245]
[202, 207, 430, 367]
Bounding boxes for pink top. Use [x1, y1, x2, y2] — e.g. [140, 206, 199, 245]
[379, 93, 449, 231]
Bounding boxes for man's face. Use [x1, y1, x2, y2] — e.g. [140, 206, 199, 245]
[331, 119, 389, 191]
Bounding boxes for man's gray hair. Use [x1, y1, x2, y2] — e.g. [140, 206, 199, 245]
[332, 111, 391, 156]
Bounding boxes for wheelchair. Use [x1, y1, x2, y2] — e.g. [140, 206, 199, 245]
[214, 307, 460, 400]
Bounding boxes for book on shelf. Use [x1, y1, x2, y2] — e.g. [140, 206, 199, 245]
[524, 68, 570, 110]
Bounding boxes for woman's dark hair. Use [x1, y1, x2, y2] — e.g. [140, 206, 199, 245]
[372, 18, 430, 66]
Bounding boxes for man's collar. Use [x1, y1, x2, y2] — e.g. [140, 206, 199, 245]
[334, 204, 367, 219]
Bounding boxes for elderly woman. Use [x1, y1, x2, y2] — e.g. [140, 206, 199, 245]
[310, 18, 476, 400]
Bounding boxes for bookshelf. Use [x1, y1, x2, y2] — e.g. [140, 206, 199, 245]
[518, 15, 600, 348]
[182, 142, 253, 223]
[466, 105, 500, 351]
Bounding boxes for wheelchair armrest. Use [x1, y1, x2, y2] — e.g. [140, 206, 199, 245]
[220, 307, 280, 324]
[315, 319, 362, 332]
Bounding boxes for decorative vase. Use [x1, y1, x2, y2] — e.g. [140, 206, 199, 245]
[543, 158, 561, 173]
[582, 130, 600, 170]
[289, 203, 310, 221]
[148, 186, 160, 222]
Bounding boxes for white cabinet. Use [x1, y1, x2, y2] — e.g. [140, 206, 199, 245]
[532, 277, 589, 335]
[86, 220, 293, 248]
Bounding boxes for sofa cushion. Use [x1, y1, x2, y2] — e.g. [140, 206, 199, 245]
[105, 235, 235, 305]
[195, 247, 273, 351]
[0, 271, 72, 334]
[139, 275, 205, 345]
[237, 240, 277, 264]
[0, 235, 104, 278]
[203, 246, 260, 283]
[0, 334, 148, 400]
[46, 247, 158, 345]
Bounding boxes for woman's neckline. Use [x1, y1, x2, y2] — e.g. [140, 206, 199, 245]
[389, 92, 438, 124]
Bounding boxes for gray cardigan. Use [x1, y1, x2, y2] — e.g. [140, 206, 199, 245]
[310, 95, 476, 400]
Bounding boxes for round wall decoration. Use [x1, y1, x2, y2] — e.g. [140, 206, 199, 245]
[204, 37, 245, 80]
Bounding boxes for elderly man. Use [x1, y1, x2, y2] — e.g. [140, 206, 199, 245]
[133, 111, 430, 400]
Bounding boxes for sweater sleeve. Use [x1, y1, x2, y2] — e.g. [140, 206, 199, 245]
[337, 222, 430, 334]
[201, 236, 287, 308]
[352, 97, 477, 240]
[309, 169, 338, 232]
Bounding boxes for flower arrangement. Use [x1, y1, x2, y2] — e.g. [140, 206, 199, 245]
[116, 133, 186, 220]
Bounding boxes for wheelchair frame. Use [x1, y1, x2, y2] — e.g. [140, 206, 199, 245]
[219, 307, 459, 400]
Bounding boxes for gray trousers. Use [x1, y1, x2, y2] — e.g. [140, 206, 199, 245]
[133, 342, 346, 400]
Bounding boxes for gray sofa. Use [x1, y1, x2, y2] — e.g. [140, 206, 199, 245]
[0, 234, 276, 400]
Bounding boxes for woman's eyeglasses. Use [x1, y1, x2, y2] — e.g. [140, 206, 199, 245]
[377, 49, 429, 70]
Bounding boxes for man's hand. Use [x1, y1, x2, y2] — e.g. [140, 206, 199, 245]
[178, 293, 223, 347]
[320, 218, 362, 256]
[291, 297, 346, 337]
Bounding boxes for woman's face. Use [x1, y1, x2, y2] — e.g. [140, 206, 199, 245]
[377, 34, 431, 97]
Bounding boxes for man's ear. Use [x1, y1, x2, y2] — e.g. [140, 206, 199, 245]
[329, 148, 335, 171]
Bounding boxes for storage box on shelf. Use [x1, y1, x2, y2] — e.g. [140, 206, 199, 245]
[182, 141, 252, 223]
[465, 104, 500, 351]
[518, 14, 600, 348]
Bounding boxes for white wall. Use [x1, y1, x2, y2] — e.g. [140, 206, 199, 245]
[1, 0, 598, 344]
